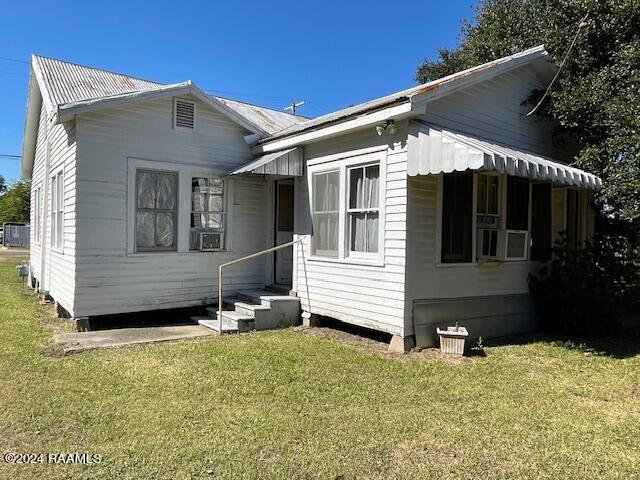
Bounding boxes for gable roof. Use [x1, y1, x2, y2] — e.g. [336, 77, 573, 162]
[21, 55, 308, 176]
[257, 45, 553, 149]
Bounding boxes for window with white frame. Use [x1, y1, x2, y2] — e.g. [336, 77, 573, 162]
[440, 171, 535, 264]
[135, 169, 178, 252]
[50, 172, 64, 249]
[348, 163, 380, 255]
[476, 173, 501, 259]
[33, 185, 41, 243]
[190, 176, 225, 250]
[311, 170, 340, 258]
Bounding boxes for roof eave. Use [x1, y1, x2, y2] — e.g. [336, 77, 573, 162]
[20, 69, 43, 179]
[55, 81, 267, 136]
[254, 100, 418, 153]
[257, 45, 549, 150]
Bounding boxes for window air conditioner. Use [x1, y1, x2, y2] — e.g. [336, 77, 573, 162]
[200, 232, 223, 251]
[503, 230, 528, 261]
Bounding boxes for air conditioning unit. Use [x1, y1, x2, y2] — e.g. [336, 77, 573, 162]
[200, 232, 223, 251]
[503, 230, 528, 261]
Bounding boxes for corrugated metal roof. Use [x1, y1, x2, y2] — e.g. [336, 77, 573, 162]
[258, 45, 549, 144]
[33, 55, 162, 107]
[32, 55, 307, 135]
[228, 147, 302, 176]
[214, 97, 308, 135]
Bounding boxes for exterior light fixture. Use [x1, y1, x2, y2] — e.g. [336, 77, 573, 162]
[376, 120, 397, 136]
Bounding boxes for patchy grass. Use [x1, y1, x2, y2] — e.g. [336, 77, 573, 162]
[0, 260, 639, 479]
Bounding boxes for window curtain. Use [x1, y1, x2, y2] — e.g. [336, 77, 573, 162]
[349, 165, 379, 253]
[136, 171, 177, 251]
[190, 177, 225, 250]
[312, 171, 339, 257]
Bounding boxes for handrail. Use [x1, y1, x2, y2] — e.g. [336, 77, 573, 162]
[218, 239, 302, 335]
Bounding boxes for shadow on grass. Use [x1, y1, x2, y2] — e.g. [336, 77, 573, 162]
[484, 328, 640, 360]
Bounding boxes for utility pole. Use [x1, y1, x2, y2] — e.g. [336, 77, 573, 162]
[284, 99, 305, 115]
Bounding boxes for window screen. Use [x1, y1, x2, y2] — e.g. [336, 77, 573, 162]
[441, 171, 473, 263]
[311, 170, 339, 257]
[506, 176, 529, 230]
[136, 170, 178, 252]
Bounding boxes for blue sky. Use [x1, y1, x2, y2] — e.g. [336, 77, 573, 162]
[0, 0, 474, 183]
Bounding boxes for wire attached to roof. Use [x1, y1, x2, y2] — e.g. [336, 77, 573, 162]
[527, 14, 590, 117]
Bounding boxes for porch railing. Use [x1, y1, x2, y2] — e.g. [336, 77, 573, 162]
[218, 239, 302, 335]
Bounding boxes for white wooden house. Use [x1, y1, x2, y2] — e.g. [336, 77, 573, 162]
[21, 46, 600, 351]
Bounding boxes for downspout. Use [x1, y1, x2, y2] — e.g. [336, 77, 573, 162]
[39, 115, 51, 295]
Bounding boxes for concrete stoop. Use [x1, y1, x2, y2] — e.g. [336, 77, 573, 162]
[194, 289, 300, 334]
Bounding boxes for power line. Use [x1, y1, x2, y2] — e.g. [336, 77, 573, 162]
[0, 154, 21, 160]
[0, 56, 29, 65]
[527, 14, 590, 116]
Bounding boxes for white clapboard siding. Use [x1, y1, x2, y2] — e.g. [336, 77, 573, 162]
[29, 98, 78, 315]
[72, 94, 269, 317]
[404, 175, 542, 335]
[422, 63, 565, 160]
[294, 126, 408, 336]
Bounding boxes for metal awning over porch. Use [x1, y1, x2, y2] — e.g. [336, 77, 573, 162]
[228, 147, 303, 177]
[407, 122, 602, 189]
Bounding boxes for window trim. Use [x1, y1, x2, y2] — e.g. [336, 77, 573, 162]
[50, 171, 64, 253]
[33, 185, 41, 245]
[436, 171, 539, 267]
[134, 168, 179, 253]
[346, 162, 381, 260]
[307, 152, 386, 266]
[189, 175, 227, 252]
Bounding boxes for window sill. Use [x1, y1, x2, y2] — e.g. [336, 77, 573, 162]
[308, 255, 385, 268]
[435, 260, 542, 268]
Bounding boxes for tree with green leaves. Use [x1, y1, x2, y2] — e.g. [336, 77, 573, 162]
[416, 0, 640, 238]
[0, 175, 6, 194]
[0, 179, 31, 224]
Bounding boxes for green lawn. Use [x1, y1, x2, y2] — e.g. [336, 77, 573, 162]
[0, 259, 639, 480]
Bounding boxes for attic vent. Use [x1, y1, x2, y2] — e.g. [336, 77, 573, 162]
[174, 99, 195, 129]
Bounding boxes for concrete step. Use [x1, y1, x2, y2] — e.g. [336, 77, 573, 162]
[265, 284, 292, 295]
[193, 316, 239, 333]
[217, 310, 255, 333]
[234, 302, 271, 318]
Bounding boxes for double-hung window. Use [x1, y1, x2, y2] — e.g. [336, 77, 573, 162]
[311, 170, 340, 258]
[476, 173, 500, 259]
[190, 176, 225, 250]
[50, 172, 64, 250]
[135, 170, 178, 252]
[310, 158, 382, 262]
[348, 164, 380, 255]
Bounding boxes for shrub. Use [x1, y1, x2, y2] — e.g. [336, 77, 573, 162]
[528, 233, 640, 335]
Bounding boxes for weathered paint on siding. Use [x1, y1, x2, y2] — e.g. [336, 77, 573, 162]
[73, 94, 269, 317]
[294, 126, 408, 336]
[422, 63, 567, 160]
[29, 100, 78, 315]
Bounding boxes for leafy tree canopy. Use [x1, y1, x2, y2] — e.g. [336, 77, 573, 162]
[416, 0, 640, 232]
[0, 178, 31, 224]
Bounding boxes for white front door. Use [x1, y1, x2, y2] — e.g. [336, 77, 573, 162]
[274, 179, 294, 286]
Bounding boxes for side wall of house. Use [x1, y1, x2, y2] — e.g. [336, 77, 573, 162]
[29, 101, 78, 315]
[406, 63, 593, 346]
[73, 95, 269, 317]
[294, 125, 408, 336]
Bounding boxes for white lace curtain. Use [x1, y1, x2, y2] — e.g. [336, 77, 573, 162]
[349, 165, 379, 253]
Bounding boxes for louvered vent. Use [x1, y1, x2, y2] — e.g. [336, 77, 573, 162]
[174, 100, 195, 129]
